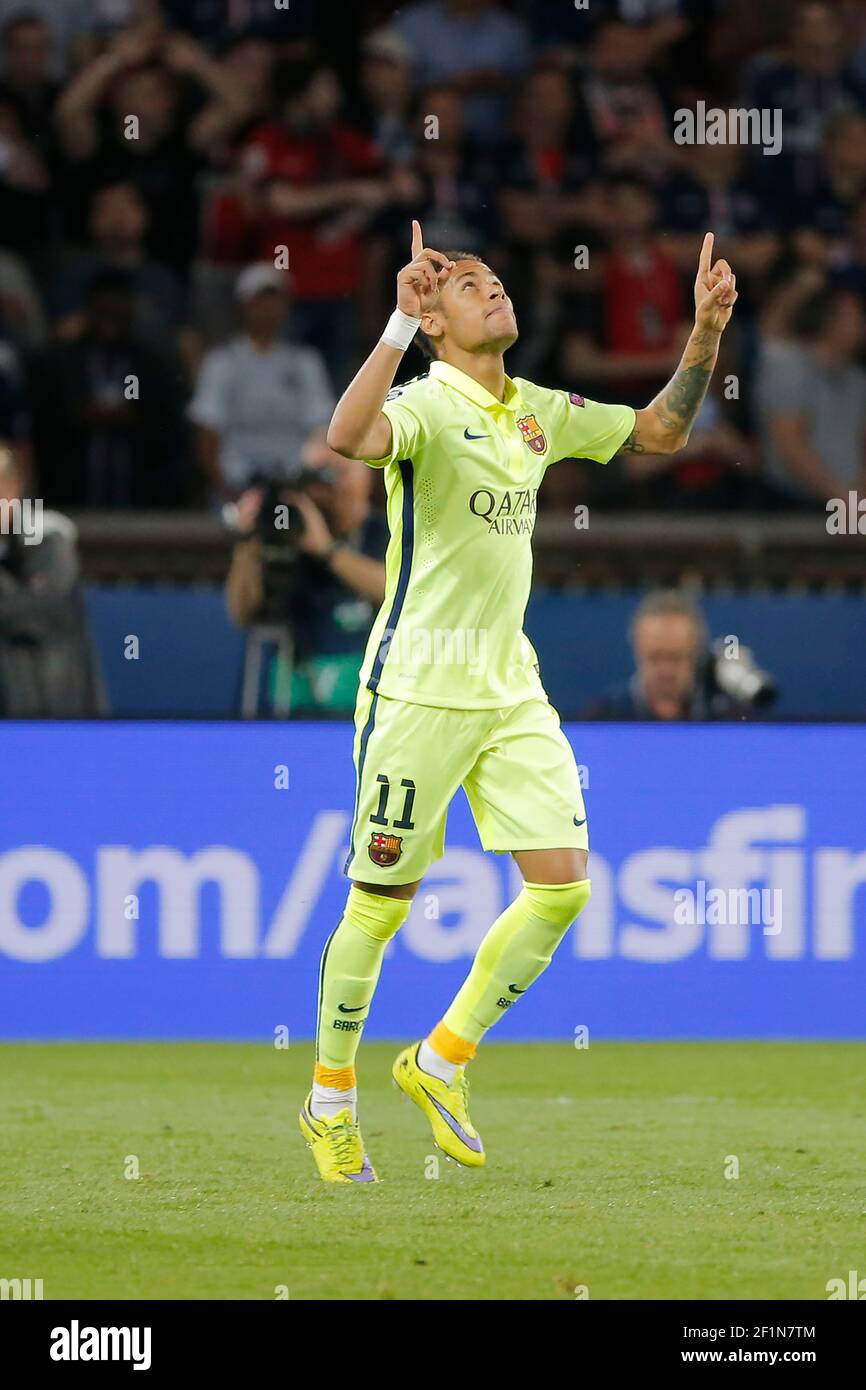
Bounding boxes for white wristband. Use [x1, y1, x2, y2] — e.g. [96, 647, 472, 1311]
[381, 307, 422, 351]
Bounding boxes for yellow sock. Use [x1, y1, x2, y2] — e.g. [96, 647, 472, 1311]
[441, 880, 591, 1046]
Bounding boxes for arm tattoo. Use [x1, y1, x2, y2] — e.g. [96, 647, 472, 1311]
[616, 329, 719, 456]
[617, 424, 647, 454]
[654, 358, 714, 435]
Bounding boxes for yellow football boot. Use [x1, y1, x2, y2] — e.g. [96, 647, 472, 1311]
[392, 1043, 485, 1167]
[299, 1093, 378, 1183]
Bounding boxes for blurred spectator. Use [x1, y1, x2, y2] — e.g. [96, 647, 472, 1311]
[497, 66, 597, 252]
[493, 66, 602, 371]
[562, 175, 688, 407]
[208, 63, 391, 378]
[747, 0, 866, 205]
[0, 11, 60, 152]
[89, 2, 152, 36]
[529, 0, 685, 60]
[0, 0, 95, 73]
[0, 246, 45, 351]
[408, 84, 494, 251]
[662, 143, 781, 301]
[225, 440, 386, 716]
[0, 15, 62, 275]
[582, 20, 672, 175]
[55, 25, 253, 272]
[583, 590, 748, 721]
[790, 111, 866, 261]
[755, 286, 866, 505]
[0, 0, 853, 536]
[0, 331, 30, 477]
[160, 0, 316, 47]
[393, 0, 530, 141]
[0, 91, 54, 267]
[49, 181, 187, 344]
[0, 441, 106, 715]
[188, 262, 334, 501]
[831, 191, 866, 296]
[30, 267, 190, 507]
[353, 27, 415, 168]
[202, 30, 275, 165]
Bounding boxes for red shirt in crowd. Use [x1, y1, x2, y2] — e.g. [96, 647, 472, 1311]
[603, 246, 684, 354]
[208, 121, 380, 301]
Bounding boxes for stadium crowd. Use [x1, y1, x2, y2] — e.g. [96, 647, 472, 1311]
[0, 0, 864, 522]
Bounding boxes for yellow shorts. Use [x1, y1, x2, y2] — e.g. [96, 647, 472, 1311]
[344, 688, 588, 885]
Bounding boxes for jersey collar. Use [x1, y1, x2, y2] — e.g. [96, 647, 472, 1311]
[429, 359, 521, 413]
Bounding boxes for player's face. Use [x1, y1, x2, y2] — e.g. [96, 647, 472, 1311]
[434, 260, 518, 354]
[633, 615, 701, 710]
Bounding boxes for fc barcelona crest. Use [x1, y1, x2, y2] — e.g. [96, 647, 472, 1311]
[368, 831, 403, 866]
[517, 414, 547, 454]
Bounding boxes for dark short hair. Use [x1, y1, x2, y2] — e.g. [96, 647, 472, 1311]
[1, 12, 49, 42]
[414, 249, 484, 359]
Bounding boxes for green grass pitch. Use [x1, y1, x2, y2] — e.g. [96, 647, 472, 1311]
[1, 1041, 863, 1301]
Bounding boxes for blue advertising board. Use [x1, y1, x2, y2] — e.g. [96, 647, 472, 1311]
[0, 722, 864, 1040]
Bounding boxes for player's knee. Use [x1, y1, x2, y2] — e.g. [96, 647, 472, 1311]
[524, 878, 592, 935]
[345, 883, 413, 942]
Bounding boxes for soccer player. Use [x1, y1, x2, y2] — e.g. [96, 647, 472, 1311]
[299, 220, 737, 1181]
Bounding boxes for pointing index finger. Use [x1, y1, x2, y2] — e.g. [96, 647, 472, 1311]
[699, 231, 714, 277]
[411, 219, 423, 260]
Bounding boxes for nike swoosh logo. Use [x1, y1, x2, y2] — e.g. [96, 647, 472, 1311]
[463, 428, 489, 439]
[420, 1085, 484, 1153]
[573, 816, 586, 826]
[338, 1003, 366, 1013]
[346, 1160, 376, 1183]
[508, 983, 526, 995]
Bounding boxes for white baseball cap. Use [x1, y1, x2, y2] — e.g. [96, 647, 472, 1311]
[362, 27, 413, 64]
[235, 263, 290, 301]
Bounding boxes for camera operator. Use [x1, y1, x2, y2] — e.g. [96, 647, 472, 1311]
[582, 590, 774, 721]
[0, 441, 106, 716]
[225, 437, 386, 715]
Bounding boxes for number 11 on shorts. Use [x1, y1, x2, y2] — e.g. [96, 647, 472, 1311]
[369, 774, 417, 830]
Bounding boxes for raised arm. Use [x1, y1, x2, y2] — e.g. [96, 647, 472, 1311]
[163, 32, 256, 153]
[56, 27, 156, 160]
[617, 233, 738, 456]
[326, 221, 453, 459]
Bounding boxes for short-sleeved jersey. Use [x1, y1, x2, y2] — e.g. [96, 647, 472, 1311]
[357, 358, 635, 709]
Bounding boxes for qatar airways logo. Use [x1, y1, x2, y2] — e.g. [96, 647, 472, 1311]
[469, 486, 538, 535]
[0, 806, 864, 963]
